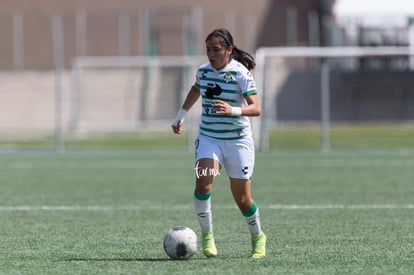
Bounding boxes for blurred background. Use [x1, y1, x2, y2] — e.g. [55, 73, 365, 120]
[1, 0, 414, 152]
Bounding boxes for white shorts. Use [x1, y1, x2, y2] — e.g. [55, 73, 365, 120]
[195, 135, 255, 179]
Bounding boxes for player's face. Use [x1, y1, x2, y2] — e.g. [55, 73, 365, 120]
[206, 36, 233, 70]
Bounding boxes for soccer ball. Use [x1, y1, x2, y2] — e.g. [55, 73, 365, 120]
[163, 226, 198, 260]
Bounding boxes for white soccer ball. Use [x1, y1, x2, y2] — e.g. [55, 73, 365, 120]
[163, 226, 198, 260]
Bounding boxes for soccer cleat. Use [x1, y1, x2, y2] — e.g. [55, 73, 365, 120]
[201, 232, 217, 257]
[250, 231, 266, 259]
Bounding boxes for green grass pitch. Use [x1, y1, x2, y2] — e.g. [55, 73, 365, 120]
[0, 149, 414, 274]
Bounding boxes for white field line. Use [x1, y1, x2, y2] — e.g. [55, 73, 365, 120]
[0, 204, 414, 211]
[2, 158, 414, 170]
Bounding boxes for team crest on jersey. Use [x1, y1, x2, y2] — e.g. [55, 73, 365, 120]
[223, 71, 233, 83]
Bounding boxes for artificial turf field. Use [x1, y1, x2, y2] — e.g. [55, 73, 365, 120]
[1, 148, 413, 274]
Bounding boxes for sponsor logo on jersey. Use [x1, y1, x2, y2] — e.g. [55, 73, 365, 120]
[205, 83, 222, 99]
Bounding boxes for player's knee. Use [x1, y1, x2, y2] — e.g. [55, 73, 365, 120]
[195, 181, 212, 195]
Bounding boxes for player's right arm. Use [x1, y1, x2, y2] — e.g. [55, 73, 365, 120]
[172, 84, 200, 134]
[182, 84, 200, 111]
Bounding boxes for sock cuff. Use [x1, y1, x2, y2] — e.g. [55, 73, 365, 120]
[242, 202, 258, 217]
[194, 190, 211, 200]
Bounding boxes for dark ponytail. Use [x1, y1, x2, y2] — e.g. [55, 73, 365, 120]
[205, 28, 256, 71]
[231, 46, 256, 71]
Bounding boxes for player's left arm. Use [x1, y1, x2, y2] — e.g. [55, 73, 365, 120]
[212, 94, 261, 117]
[242, 93, 261, 116]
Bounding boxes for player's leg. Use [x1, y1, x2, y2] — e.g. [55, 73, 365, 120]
[229, 178, 263, 237]
[194, 157, 217, 234]
[194, 136, 222, 257]
[230, 178, 266, 259]
[194, 157, 219, 257]
[225, 137, 266, 258]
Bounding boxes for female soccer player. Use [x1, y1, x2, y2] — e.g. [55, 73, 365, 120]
[171, 28, 266, 259]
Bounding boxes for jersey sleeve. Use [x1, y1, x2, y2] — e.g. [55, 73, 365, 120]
[237, 67, 257, 97]
[195, 70, 201, 88]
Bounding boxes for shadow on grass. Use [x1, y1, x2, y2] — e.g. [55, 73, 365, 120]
[63, 258, 168, 262]
[61, 257, 209, 262]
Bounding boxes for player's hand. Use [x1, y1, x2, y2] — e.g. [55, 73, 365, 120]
[172, 120, 184, 134]
[212, 100, 232, 115]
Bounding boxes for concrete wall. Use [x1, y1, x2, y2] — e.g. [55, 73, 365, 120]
[0, 0, 333, 69]
[0, 0, 273, 69]
[276, 70, 414, 122]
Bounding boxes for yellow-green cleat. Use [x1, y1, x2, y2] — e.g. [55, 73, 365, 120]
[250, 231, 266, 259]
[202, 232, 217, 257]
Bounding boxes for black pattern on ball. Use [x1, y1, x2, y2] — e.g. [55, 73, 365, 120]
[176, 242, 187, 258]
[173, 226, 187, 231]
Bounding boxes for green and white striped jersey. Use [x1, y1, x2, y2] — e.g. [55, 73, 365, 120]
[195, 59, 257, 140]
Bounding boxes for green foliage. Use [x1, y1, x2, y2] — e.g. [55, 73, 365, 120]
[269, 123, 414, 150]
[0, 131, 188, 150]
[3, 123, 414, 152]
